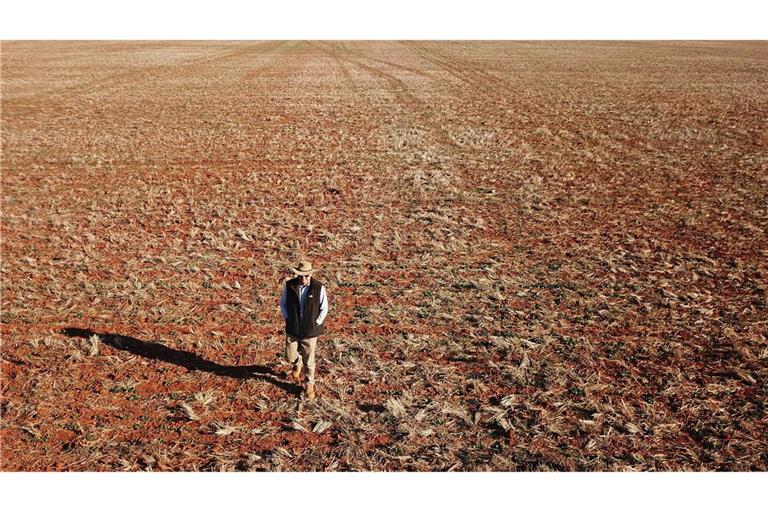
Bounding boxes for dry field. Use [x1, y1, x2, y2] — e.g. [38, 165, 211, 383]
[1, 41, 767, 471]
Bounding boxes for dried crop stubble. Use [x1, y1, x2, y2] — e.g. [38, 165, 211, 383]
[2, 41, 767, 471]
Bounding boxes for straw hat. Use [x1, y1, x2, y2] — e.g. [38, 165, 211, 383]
[290, 260, 316, 276]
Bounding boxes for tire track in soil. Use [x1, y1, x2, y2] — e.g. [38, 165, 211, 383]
[402, 41, 578, 133]
[334, 41, 431, 79]
[312, 41, 524, 244]
[400, 42, 627, 226]
[404, 42, 687, 167]
[305, 41, 355, 90]
[403, 42, 517, 101]
[320, 42, 528, 240]
[318, 41, 509, 257]
[313, 41, 459, 159]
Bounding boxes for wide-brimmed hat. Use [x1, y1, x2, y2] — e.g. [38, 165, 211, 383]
[290, 260, 316, 276]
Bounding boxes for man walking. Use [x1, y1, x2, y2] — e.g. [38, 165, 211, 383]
[279, 260, 329, 400]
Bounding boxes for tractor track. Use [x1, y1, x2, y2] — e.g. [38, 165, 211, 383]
[403, 42, 513, 99]
[311, 41, 460, 154]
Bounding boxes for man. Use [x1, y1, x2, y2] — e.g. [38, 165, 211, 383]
[279, 260, 329, 400]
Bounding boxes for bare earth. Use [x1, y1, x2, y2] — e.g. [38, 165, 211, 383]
[1, 41, 766, 471]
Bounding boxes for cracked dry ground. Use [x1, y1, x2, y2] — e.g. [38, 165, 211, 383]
[2, 41, 767, 471]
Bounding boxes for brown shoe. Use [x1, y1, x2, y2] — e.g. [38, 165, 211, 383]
[283, 365, 301, 382]
[305, 384, 316, 401]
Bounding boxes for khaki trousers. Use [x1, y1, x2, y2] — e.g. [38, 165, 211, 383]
[285, 335, 317, 385]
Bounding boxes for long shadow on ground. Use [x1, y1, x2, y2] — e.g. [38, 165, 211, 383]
[62, 327, 300, 395]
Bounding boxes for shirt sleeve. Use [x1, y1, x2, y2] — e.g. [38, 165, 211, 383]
[316, 285, 329, 325]
[279, 283, 288, 321]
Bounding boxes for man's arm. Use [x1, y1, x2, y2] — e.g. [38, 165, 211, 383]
[316, 285, 329, 325]
[279, 283, 288, 321]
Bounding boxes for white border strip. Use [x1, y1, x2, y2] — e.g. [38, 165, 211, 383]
[0, 473, 764, 512]
[1, 1, 767, 39]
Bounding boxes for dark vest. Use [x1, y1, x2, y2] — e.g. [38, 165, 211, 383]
[284, 277, 326, 338]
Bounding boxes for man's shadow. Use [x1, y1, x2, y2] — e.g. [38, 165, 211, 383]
[62, 327, 301, 395]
